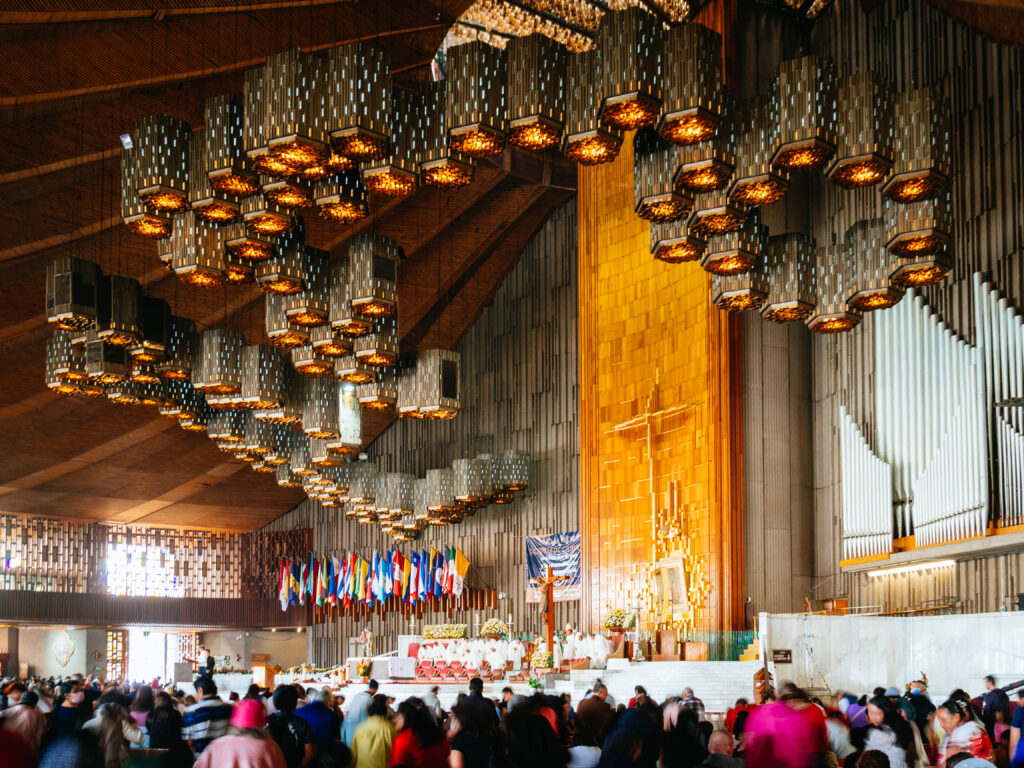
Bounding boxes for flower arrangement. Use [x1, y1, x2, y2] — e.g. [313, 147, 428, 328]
[531, 650, 553, 669]
[528, 674, 543, 690]
[356, 658, 372, 677]
[602, 608, 635, 630]
[423, 623, 468, 639]
[480, 618, 508, 637]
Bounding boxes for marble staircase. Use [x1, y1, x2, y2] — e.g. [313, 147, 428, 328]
[739, 635, 760, 662]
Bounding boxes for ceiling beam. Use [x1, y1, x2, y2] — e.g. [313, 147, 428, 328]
[0, 149, 119, 188]
[0, 216, 121, 264]
[0, 1, 357, 25]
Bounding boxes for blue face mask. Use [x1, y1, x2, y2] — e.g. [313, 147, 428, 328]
[911, 687, 921, 695]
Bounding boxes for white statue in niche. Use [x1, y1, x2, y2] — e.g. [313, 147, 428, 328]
[52, 630, 75, 668]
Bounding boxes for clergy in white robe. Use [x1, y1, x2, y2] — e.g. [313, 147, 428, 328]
[508, 639, 525, 671]
[552, 637, 563, 667]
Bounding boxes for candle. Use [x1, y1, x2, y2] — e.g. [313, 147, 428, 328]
[507, 614, 512, 624]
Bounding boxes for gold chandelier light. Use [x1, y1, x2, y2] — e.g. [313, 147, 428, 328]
[712, 253, 769, 312]
[761, 233, 817, 323]
[265, 292, 309, 349]
[127, 296, 170, 364]
[358, 367, 397, 410]
[886, 194, 953, 288]
[134, 114, 191, 213]
[354, 315, 399, 368]
[398, 365, 424, 419]
[674, 93, 736, 194]
[446, 40, 507, 157]
[131, 363, 161, 384]
[314, 171, 369, 223]
[105, 379, 144, 406]
[191, 328, 245, 396]
[426, 467, 457, 523]
[881, 88, 951, 203]
[688, 188, 747, 239]
[506, 33, 566, 151]
[310, 438, 346, 468]
[208, 410, 247, 444]
[634, 133, 692, 223]
[261, 176, 314, 210]
[157, 316, 196, 381]
[188, 128, 240, 224]
[85, 329, 129, 385]
[239, 345, 287, 410]
[283, 247, 330, 327]
[418, 81, 475, 189]
[418, 348, 460, 419]
[347, 458, 378, 505]
[302, 378, 340, 440]
[292, 344, 335, 378]
[730, 97, 789, 207]
[650, 218, 706, 264]
[205, 93, 260, 197]
[453, 457, 487, 503]
[827, 72, 893, 189]
[290, 435, 317, 476]
[264, 49, 328, 171]
[336, 354, 377, 385]
[384, 473, 415, 521]
[277, 464, 303, 488]
[310, 324, 353, 359]
[121, 147, 171, 239]
[414, 478, 430, 528]
[46, 330, 88, 393]
[563, 48, 622, 165]
[498, 449, 529, 491]
[243, 66, 296, 178]
[806, 243, 861, 334]
[96, 275, 142, 348]
[255, 225, 307, 295]
[179, 399, 214, 432]
[772, 55, 837, 172]
[363, 87, 420, 199]
[658, 24, 722, 146]
[699, 213, 763, 276]
[324, 43, 391, 162]
[329, 258, 373, 338]
[171, 211, 226, 287]
[254, 363, 304, 425]
[846, 219, 903, 311]
[225, 215, 277, 263]
[243, 190, 298, 239]
[348, 233, 399, 318]
[46, 255, 100, 332]
[598, 8, 662, 131]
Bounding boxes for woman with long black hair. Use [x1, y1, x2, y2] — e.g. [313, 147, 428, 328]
[851, 696, 917, 768]
[391, 697, 449, 768]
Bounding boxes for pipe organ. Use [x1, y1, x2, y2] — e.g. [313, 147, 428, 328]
[839, 406, 893, 560]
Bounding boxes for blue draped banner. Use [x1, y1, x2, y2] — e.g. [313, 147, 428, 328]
[525, 531, 581, 603]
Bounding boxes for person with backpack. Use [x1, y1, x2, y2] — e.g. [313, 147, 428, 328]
[268, 684, 316, 768]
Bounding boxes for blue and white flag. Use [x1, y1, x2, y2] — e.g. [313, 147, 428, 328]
[525, 531, 581, 603]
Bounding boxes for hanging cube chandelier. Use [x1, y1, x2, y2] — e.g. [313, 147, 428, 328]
[171, 211, 226, 287]
[127, 296, 170, 364]
[46, 255, 100, 332]
[397, 365, 424, 419]
[310, 438, 346, 468]
[418, 81, 474, 189]
[310, 324, 353, 358]
[134, 114, 191, 212]
[712, 254, 769, 311]
[446, 40, 507, 158]
[886, 194, 953, 287]
[255, 224, 307, 295]
[261, 176, 314, 210]
[292, 343, 335, 378]
[881, 88, 951, 203]
[506, 33, 566, 151]
[699, 213, 763, 275]
[324, 43, 391, 161]
[188, 128, 240, 223]
[276, 465, 303, 488]
[357, 367, 397, 410]
[846, 219, 904, 311]
[761, 233, 817, 323]
[348, 233, 398, 318]
[806, 243, 861, 334]
[225, 216, 277, 263]
[772, 55, 837, 172]
[658, 24, 722, 145]
[208, 410, 247, 444]
[96, 275, 142, 348]
[243, 190, 297, 239]
[264, 49, 327, 170]
[650, 219, 706, 264]
[265, 292, 309, 349]
[347, 459, 378, 505]
[417, 349, 460, 419]
[46, 330, 88, 391]
[687, 188, 747, 238]
[362, 87, 420, 199]
[205, 93, 260, 197]
[335, 355, 376, 385]
[289, 435, 317, 476]
[121, 147, 171, 239]
[730, 97, 789, 206]
[254, 364, 304, 425]
[106, 379, 144, 406]
[283, 247, 330, 327]
[673, 92, 736, 194]
[191, 328, 244, 395]
[453, 457, 487, 503]
[598, 7, 662, 131]
[563, 49, 622, 165]
[302, 378, 340, 439]
[157, 316, 196, 380]
[85, 330, 129, 384]
[414, 478, 430, 527]
[498, 449, 529, 491]
[329, 258, 373, 337]
[354, 315, 399, 368]
[239, 345, 287, 410]
[827, 72, 894, 189]
[384, 473, 415, 520]
[243, 65, 296, 178]
[314, 172, 369, 223]
[426, 467, 457, 521]
[634, 132, 692, 223]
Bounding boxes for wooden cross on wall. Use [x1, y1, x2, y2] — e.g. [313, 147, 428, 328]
[530, 566, 569, 655]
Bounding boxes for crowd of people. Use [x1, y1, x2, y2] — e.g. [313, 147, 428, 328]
[1, 671, 1022, 768]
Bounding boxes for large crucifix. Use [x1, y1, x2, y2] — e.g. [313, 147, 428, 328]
[530, 566, 569, 656]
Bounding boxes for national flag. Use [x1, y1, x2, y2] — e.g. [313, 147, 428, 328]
[401, 554, 411, 602]
[419, 550, 429, 602]
[442, 546, 454, 595]
[278, 560, 290, 612]
[290, 562, 301, 605]
[299, 561, 309, 605]
[409, 551, 420, 604]
[452, 548, 470, 597]
[349, 553, 358, 599]
[392, 551, 405, 597]
[308, 554, 318, 600]
[371, 551, 382, 603]
[328, 557, 338, 606]
[316, 557, 328, 607]
[342, 555, 352, 607]
[384, 550, 394, 597]
[357, 556, 369, 602]
[432, 550, 443, 598]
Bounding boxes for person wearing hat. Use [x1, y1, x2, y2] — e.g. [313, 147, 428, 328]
[195, 698, 287, 768]
[885, 687, 902, 704]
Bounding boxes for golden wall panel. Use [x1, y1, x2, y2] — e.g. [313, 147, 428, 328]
[578, 137, 744, 633]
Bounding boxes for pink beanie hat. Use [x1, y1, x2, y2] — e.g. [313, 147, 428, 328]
[231, 699, 267, 729]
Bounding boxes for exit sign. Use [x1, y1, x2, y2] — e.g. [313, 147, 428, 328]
[772, 649, 792, 664]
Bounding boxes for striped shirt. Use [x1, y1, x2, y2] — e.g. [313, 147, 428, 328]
[182, 696, 233, 754]
[680, 694, 706, 722]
